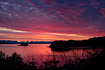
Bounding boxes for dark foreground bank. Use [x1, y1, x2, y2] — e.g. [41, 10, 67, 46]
[0, 46, 105, 70]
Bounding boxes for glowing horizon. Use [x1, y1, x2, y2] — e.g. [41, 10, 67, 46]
[0, 27, 102, 42]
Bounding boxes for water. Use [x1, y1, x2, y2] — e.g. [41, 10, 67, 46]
[0, 44, 103, 67]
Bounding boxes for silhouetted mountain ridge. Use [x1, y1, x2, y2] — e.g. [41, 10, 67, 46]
[0, 41, 9, 44]
[0, 40, 51, 44]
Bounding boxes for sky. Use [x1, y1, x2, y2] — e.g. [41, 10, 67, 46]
[0, 0, 105, 41]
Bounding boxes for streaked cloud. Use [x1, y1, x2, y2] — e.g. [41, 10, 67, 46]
[0, 0, 105, 41]
[0, 27, 29, 33]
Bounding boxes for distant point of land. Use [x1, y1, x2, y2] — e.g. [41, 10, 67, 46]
[49, 36, 105, 51]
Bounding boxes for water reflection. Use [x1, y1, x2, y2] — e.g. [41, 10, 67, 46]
[0, 44, 103, 67]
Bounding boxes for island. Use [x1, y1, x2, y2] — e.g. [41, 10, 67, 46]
[18, 43, 28, 46]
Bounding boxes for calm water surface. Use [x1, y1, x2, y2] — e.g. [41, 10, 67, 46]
[0, 44, 103, 67]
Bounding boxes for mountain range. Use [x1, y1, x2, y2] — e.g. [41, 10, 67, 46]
[0, 40, 51, 44]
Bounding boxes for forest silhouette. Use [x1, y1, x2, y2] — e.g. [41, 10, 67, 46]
[50, 36, 105, 47]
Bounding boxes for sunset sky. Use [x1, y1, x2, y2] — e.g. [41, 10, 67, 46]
[0, 0, 105, 41]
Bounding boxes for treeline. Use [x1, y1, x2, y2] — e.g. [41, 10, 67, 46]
[49, 36, 105, 47]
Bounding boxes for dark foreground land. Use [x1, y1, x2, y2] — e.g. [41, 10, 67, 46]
[0, 46, 105, 70]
